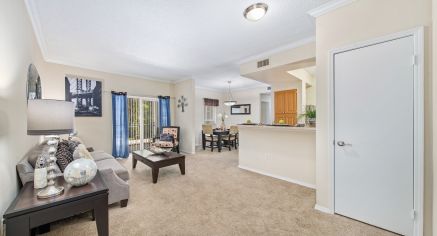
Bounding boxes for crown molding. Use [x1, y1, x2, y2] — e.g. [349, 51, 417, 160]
[46, 57, 178, 84]
[25, 0, 49, 60]
[307, 0, 357, 18]
[195, 86, 225, 93]
[237, 36, 316, 65]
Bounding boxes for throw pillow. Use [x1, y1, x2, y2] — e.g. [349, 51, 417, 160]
[66, 140, 80, 154]
[70, 136, 84, 145]
[160, 133, 174, 142]
[73, 144, 93, 160]
[27, 140, 48, 168]
[56, 141, 74, 172]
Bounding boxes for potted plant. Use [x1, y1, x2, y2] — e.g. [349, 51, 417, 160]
[299, 105, 316, 127]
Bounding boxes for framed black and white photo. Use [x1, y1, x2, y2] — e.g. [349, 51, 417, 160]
[65, 75, 102, 117]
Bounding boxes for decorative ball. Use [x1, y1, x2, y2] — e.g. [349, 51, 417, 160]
[63, 158, 97, 187]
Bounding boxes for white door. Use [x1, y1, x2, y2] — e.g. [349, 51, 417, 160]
[334, 36, 415, 235]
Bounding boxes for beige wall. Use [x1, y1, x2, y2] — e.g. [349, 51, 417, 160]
[174, 79, 196, 154]
[33, 54, 175, 154]
[240, 41, 316, 75]
[315, 0, 433, 234]
[0, 0, 40, 230]
[226, 87, 269, 125]
[194, 87, 225, 146]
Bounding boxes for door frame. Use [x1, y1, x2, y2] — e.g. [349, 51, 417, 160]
[327, 27, 424, 235]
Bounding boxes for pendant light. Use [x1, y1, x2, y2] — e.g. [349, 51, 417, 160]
[224, 81, 236, 106]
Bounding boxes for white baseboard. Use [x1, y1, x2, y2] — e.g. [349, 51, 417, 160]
[314, 204, 334, 214]
[238, 165, 316, 189]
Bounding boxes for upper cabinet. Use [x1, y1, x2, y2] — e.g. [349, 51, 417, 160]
[274, 89, 297, 125]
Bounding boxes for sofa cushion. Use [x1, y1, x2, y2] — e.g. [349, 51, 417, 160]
[91, 151, 115, 162]
[96, 159, 129, 181]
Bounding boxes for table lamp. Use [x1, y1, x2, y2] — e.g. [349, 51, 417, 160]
[27, 99, 74, 198]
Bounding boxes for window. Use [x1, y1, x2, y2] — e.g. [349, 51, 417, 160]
[128, 96, 159, 152]
[204, 105, 217, 123]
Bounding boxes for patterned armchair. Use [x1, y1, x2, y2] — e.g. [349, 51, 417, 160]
[153, 126, 180, 153]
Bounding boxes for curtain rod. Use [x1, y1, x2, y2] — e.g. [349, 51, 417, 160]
[104, 90, 175, 99]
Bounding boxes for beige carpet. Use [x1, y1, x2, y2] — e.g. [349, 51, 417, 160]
[46, 150, 395, 236]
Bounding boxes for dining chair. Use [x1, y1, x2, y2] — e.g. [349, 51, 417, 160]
[202, 124, 219, 152]
[223, 125, 239, 150]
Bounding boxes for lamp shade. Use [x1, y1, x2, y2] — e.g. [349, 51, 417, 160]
[27, 99, 75, 135]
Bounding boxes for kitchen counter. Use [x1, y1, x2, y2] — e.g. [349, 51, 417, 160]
[237, 124, 316, 188]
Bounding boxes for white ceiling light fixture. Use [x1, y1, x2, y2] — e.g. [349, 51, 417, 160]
[224, 81, 237, 106]
[244, 3, 269, 21]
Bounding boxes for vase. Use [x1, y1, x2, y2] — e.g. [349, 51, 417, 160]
[63, 158, 97, 187]
[308, 118, 316, 127]
[220, 120, 226, 130]
[34, 167, 47, 189]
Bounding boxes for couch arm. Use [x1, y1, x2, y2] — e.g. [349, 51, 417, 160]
[98, 168, 129, 205]
[16, 161, 35, 186]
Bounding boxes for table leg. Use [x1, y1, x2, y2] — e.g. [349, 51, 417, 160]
[94, 197, 109, 236]
[6, 215, 31, 236]
[218, 134, 222, 152]
[179, 161, 185, 175]
[132, 157, 137, 169]
[152, 168, 159, 183]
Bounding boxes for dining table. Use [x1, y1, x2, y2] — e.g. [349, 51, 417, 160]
[213, 128, 229, 152]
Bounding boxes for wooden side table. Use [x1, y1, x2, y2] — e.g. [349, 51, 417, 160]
[3, 172, 109, 236]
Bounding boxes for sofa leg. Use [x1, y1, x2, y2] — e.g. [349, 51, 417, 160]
[120, 199, 128, 208]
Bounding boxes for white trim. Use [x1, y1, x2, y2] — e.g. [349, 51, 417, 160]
[173, 78, 194, 84]
[328, 27, 424, 236]
[238, 165, 316, 189]
[307, 0, 357, 18]
[237, 37, 315, 65]
[180, 150, 195, 155]
[25, 0, 49, 60]
[314, 204, 334, 214]
[195, 86, 224, 93]
[47, 56, 178, 83]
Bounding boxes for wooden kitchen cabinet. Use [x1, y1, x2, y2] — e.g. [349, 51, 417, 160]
[274, 89, 297, 125]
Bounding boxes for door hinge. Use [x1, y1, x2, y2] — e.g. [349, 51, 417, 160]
[410, 209, 416, 220]
[412, 55, 418, 66]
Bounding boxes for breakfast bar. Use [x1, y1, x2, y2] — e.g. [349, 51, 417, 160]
[237, 125, 316, 188]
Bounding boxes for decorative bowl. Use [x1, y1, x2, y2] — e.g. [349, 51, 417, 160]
[63, 158, 97, 187]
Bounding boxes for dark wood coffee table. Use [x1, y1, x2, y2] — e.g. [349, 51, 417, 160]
[3, 171, 109, 236]
[132, 150, 185, 183]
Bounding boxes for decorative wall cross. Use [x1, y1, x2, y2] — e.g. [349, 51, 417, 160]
[177, 96, 188, 112]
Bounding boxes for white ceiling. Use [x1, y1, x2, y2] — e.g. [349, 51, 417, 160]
[26, 0, 329, 89]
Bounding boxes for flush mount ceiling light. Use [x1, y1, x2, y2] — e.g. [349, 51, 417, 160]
[244, 3, 268, 21]
[224, 81, 237, 106]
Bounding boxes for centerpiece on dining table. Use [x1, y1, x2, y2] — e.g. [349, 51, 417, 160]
[217, 112, 229, 130]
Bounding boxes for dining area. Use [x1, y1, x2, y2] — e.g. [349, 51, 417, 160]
[201, 124, 239, 152]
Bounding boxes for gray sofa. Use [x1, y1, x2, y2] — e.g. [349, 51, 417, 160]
[16, 142, 130, 207]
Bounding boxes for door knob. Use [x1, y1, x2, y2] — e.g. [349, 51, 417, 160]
[337, 141, 352, 147]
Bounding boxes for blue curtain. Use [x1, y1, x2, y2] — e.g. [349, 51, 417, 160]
[112, 92, 129, 158]
[158, 96, 171, 127]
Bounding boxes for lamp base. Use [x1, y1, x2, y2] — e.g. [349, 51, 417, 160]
[37, 185, 64, 199]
